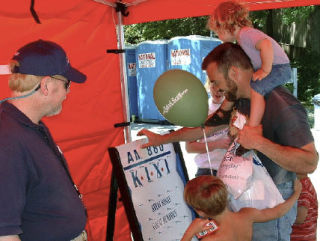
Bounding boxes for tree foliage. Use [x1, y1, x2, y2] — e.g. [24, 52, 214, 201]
[250, 11, 268, 29]
[125, 16, 210, 44]
[124, 7, 319, 104]
[278, 6, 315, 25]
[249, 6, 315, 28]
[125, 8, 316, 43]
[291, 48, 320, 102]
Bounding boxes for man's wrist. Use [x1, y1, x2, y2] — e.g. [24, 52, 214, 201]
[252, 135, 265, 151]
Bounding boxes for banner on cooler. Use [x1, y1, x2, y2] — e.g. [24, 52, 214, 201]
[170, 49, 191, 66]
[127, 63, 136, 76]
[138, 52, 156, 68]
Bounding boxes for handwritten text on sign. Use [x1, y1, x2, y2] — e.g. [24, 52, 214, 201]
[170, 49, 191, 66]
[138, 52, 156, 68]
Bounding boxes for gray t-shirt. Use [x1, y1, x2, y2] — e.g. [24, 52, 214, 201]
[261, 86, 313, 184]
[237, 86, 314, 185]
[238, 27, 289, 70]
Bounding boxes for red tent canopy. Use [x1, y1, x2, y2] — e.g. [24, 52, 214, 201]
[0, 1, 319, 240]
[121, 0, 320, 24]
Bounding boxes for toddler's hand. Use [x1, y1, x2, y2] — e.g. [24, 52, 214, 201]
[252, 68, 270, 81]
[189, 218, 210, 234]
[181, 218, 210, 241]
[294, 179, 302, 195]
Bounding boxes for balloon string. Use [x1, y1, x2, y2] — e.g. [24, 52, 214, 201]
[202, 126, 214, 176]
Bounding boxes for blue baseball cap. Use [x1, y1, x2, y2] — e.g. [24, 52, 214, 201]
[11, 39, 86, 83]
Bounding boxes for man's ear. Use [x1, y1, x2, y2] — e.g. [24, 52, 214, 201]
[39, 76, 50, 96]
[227, 66, 238, 83]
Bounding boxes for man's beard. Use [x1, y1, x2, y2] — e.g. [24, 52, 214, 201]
[225, 77, 238, 102]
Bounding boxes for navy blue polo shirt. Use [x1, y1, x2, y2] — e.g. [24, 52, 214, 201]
[0, 102, 86, 241]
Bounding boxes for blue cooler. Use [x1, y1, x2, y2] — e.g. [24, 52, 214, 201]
[136, 40, 168, 121]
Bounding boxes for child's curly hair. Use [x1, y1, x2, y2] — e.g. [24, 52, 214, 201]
[208, 1, 252, 34]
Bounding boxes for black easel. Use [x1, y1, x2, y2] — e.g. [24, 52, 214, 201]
[107, 147, 144, 241]
[106, 142, 190, 241]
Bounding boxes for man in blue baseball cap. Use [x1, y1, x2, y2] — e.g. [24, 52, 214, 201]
[0, 40, 87, 241]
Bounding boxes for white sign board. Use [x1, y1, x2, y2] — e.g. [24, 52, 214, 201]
[115, 139, 196, 241]
[127, 62, 136, 76]
[138, 52, 156, 68]
[170, 49, 191, 66]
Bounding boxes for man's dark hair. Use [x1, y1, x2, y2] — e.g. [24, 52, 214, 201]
[202, 42, 253, 80]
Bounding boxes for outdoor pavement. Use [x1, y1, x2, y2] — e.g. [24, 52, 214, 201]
[130, 122, 319, 238]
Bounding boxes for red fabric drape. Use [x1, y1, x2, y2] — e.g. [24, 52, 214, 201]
[1, 0, 320, 241]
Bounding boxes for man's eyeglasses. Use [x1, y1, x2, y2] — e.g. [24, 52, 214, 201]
[51, 76, 71, 90]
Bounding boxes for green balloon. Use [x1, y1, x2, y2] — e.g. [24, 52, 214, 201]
[154, 69, 208, 127]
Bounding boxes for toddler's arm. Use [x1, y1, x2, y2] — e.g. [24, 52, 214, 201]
[252, 38, 273, 81]
[252, 179, 301, 222]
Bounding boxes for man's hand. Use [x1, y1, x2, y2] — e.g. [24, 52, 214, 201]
[237, 124, 263, 150]
[239, 124, 318, 174]
[137, 129, 163, 148]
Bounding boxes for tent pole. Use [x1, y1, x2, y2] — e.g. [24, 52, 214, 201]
[116, 10, 132, 143]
